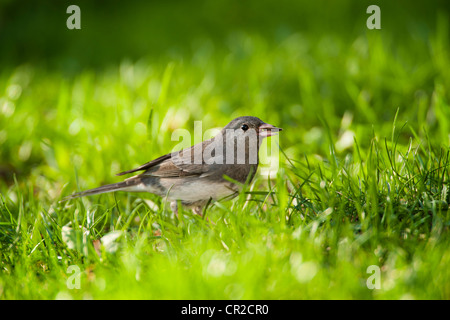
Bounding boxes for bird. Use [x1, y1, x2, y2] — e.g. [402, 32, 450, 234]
[62, 116, 282, 216]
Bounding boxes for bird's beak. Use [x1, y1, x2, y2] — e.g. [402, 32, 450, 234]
[258, 123, 283, 137]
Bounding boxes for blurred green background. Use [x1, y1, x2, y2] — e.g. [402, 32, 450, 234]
[1, 0, 450, 300]
[1, 0, 449, 186]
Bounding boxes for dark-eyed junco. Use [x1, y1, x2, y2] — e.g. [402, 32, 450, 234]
[62, 116, 282, 215]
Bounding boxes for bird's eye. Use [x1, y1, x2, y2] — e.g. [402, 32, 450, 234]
[241, 124, 249, 131]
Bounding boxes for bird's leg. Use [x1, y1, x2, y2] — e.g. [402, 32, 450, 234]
[170, 201, 179, 219]
[192, 201, 215, 224]
[192, 206, 203, 217]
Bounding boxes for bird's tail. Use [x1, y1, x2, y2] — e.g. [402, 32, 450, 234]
[61, 178, 141, 202]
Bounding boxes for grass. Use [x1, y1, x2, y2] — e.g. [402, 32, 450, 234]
[1, 2, 450, 300]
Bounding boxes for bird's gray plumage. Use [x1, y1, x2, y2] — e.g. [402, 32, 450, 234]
[62, 116, 282, 215]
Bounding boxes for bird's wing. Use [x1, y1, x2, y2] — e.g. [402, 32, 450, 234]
[117, 139, 217, 178]
[115, 153, 171, 176]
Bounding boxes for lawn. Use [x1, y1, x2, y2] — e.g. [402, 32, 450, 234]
[0, 0, 449, 299]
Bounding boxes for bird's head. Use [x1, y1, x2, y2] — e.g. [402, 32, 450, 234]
[222, 116, 282, 139]
[199, 116, 283, 166]
[212, 116, 283, 165]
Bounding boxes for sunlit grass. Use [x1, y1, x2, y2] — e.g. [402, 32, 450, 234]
[1, 15, 450, 299]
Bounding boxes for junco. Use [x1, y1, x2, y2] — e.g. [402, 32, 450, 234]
[62, 116, 282, 215]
